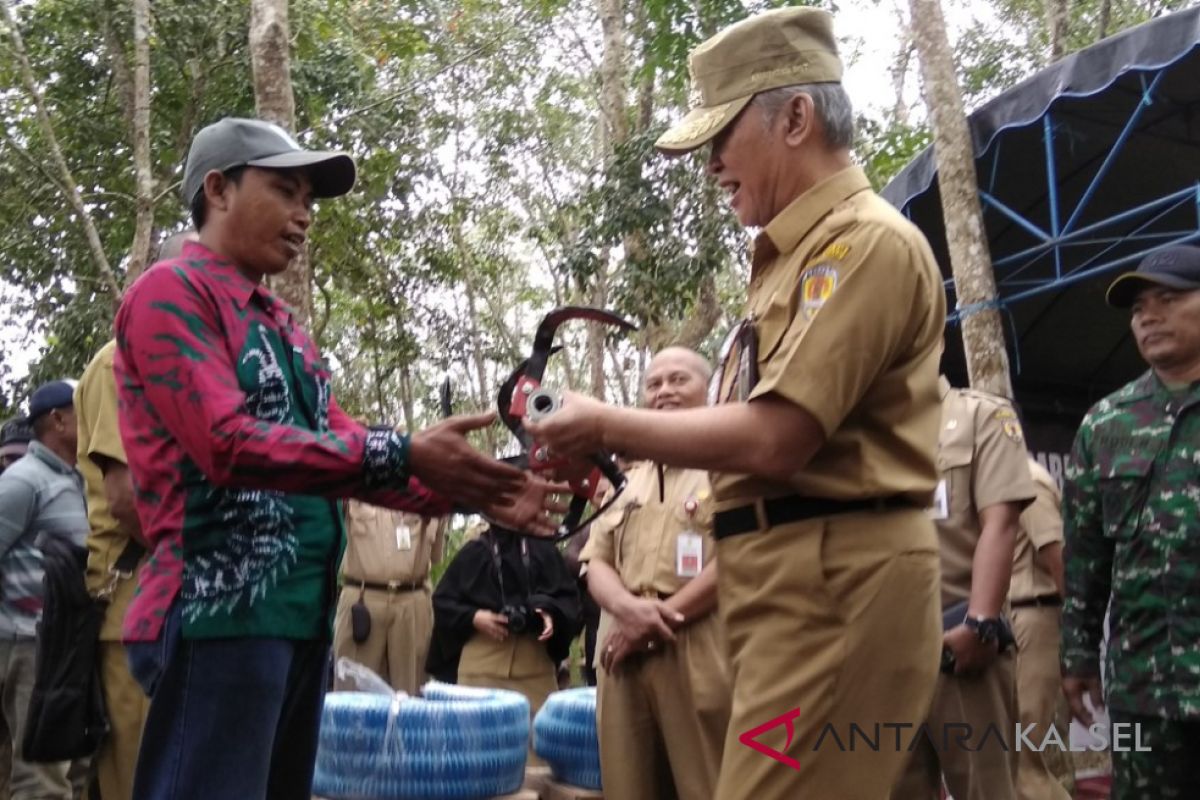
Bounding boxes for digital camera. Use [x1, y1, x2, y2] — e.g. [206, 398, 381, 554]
[502, 604, 544, 636]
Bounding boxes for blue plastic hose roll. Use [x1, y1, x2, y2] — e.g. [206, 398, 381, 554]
[532, 687, 602, 791]
[313, 682, 530, 799]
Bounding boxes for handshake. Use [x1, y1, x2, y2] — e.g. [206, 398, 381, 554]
[412, 305, 634, 539]
[404, 410, 568, 538]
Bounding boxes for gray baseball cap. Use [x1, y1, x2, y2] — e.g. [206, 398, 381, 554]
[182, 117, 356, 207]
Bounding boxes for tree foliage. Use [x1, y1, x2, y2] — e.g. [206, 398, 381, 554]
[0, 0, 1180, 422]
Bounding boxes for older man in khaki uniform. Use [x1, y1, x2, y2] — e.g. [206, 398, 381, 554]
[1011, 458, 1072, 800]
[527, 9, 946, 798]
[892, 379, 1035, 799]
[580, 348, 729, 800]
[333, 502, 445, 694]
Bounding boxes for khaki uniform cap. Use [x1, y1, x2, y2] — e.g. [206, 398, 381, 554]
[655, 7, 843, 155]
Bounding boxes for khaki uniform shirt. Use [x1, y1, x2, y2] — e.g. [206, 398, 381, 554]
[340, 501, 446, 588]
[1010, 458, 1063, 602]
[933, 378, 1036, 607]
[581, 462, 715, 597]
[77, 340, 147, 642]
[712, 167, 946, 509]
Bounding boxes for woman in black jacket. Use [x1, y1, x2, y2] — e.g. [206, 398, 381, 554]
[427, 526, 581, 723]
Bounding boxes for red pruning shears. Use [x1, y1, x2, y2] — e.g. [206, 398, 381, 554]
[497, 306, 638, 540]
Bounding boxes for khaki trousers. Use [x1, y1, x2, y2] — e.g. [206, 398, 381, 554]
[714, 509, 942, 800]
[94, 641, 150, 800]
[458, 634, 558, 766]
[332, 586, 433, 696]
[596, 613, 730, 800]
[1011, 605, 1072, 800]
[892, 651, 1018, 800]
[0, 636, 74, 799]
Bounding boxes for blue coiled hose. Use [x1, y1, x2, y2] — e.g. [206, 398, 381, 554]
[532, 687, 601, 791]
[313, 682, 530, 799]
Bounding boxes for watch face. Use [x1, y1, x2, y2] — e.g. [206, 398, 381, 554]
[967, 616, 999, 643]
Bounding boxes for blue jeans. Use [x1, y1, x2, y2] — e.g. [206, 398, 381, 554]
[127, 605, 329, 800]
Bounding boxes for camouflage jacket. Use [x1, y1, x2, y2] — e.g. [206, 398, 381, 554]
[1062, 370, 1200, 720]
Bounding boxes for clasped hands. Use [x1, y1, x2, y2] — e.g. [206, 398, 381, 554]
[599, 595, 685, 674]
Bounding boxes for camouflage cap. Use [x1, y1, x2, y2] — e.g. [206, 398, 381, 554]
[655, 7, 843, 156]
[1106, 244, 1200, 308]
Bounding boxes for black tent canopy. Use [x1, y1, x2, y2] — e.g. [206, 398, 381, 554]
[882, 6, 1200, 465]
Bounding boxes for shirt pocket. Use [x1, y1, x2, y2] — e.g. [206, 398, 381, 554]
[754, 291, 799, 367]
[1096, 454, 1154, 541]
[669, 492, 713, 535]
[606, 499, 644, 570]
[937, 438, 974, 519]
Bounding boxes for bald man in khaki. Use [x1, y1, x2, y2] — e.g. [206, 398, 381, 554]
[581, 348, 730, 800]
[1010, 459, 1072, 800]
[892, 379, 1035, 800]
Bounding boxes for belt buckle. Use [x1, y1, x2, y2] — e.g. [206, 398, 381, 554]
[387, 580, 401, 592]
[753, 498, 769, 532]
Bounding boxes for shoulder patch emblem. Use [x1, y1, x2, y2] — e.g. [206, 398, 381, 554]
[993, 407, 1024, 443]
[800, 264, 839, 320]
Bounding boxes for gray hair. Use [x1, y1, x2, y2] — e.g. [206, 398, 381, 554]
[753, 83, 855, 149]
[154, 229, 199, 262]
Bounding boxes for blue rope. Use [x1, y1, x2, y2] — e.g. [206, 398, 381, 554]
[955, 297, 1004, 319]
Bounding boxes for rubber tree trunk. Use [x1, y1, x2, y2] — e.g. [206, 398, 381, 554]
[909, 0, 1014, 398]
[250, 0, 313, 327]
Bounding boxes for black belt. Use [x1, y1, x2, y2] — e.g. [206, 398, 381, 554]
[714, 494, 915, 540]
[346, 580, 425, 594]
[1011, 593, 1062, 609]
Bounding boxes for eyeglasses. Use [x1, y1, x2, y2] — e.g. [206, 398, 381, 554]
[708, 317, 759, 406]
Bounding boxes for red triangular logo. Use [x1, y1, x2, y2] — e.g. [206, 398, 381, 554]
[738, 708, 802, 771]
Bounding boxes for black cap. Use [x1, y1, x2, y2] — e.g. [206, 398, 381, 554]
[0, 417, 32, 459]
[1106, 245, 1200, 308]
[182, 118, 356, 207]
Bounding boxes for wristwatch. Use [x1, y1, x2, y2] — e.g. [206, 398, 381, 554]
[964, 614, 1002, 644]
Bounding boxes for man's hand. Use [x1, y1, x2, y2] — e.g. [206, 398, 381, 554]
[473, 610, 510, 642]
[536, 609, 555, 642]
[943, 625, 999, 677]
[523, 391, 609, 459]
[408, 412, 525, 509]
[483, 474, 570, 537]
[615, 596, 684, 645]
[599, 628, 639, 673]
[1063, 674, 1105, 726]
[601, 625, 666, 672]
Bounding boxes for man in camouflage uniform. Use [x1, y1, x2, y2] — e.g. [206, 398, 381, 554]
[1062, 245, 1200, 798]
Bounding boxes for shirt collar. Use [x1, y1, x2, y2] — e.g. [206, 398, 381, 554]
[1119, 368, 1200, 406]
[179, 240, 272, 312]
[752, 166, 872, 271]
[28, 440, 74, 476]
[938, 375, 952, 400]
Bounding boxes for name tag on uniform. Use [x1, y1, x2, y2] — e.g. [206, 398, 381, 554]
[395, 524, 413, 551]
[676, 532, 703, 578]
[928, 480, 949, 521]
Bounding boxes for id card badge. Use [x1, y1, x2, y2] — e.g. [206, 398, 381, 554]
[395, 524, 413, 551]
[676, 532, 703, 578]
[928, 480, 949, 521]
